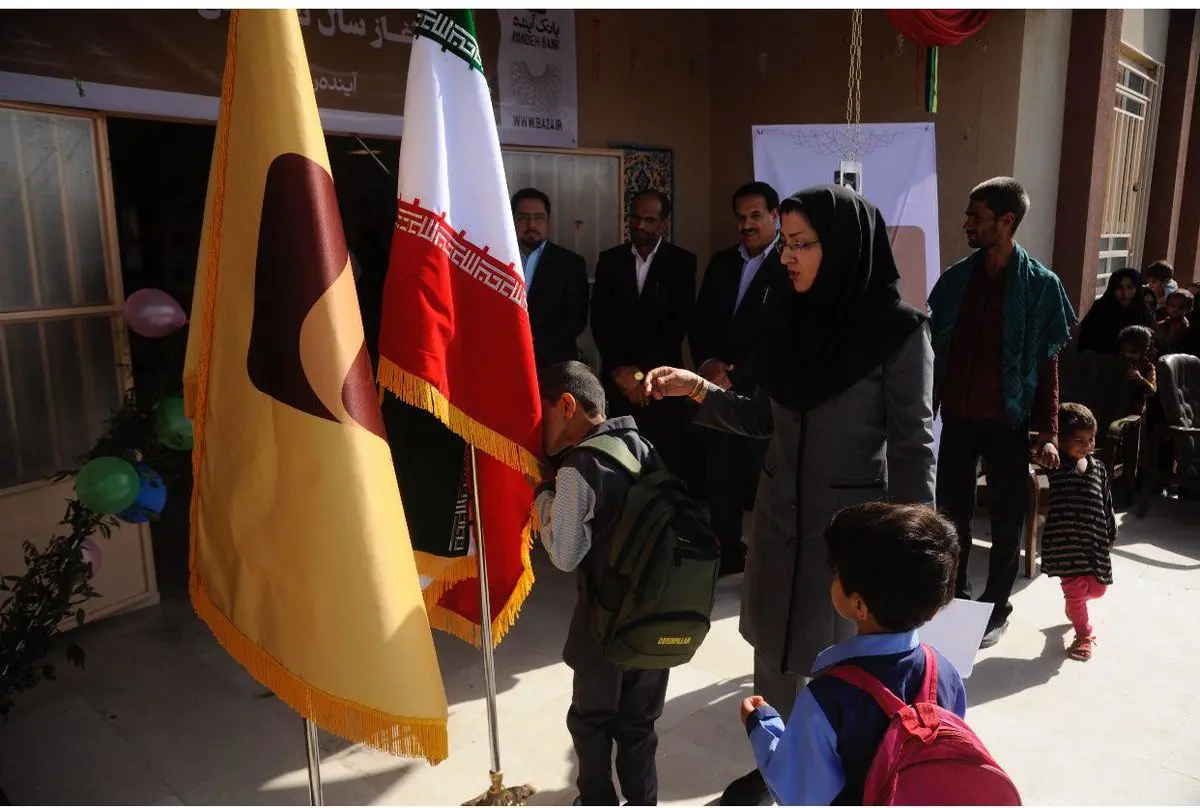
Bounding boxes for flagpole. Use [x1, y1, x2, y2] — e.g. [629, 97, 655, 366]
[304, 718, 324, 805]
[464, 445, 534, 806]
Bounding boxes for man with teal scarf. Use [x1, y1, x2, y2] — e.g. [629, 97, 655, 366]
[929, 177, 1076, 649]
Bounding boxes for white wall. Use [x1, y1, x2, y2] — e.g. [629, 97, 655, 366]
[1121, 10, 1170, 64]
[1013, 10, 1073, 265]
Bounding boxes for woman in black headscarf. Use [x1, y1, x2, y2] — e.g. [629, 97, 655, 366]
[1077, 267, 1156, 354]
[644, 185, 936, 805]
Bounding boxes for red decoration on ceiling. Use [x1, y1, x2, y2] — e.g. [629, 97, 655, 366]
[885, 10, 992, 47]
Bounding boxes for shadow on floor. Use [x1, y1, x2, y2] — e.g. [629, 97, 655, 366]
[965, 625, 1071, 708]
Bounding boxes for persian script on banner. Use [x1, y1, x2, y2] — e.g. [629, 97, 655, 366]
[497, 10, 578, 148]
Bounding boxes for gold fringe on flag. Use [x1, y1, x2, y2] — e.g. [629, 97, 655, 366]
[185, 10, 448, 762]
[419, 513, 538, 648]
[377, 357, 543, 481]
[191, 576, 449, 762]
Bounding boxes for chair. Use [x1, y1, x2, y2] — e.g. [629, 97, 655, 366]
[974, 441, 1045, 580]
[1136, 354, 1200, 517]
[1057, 342, 1144, 508]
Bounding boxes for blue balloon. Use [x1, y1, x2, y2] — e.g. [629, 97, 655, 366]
[117, 465, 168, 524]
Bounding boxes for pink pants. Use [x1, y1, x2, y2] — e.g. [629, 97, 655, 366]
[1061, 575, 1107, 636]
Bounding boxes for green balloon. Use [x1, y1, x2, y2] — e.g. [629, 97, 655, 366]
[155, 396, 194, 451]
[75, 456, 140, 514]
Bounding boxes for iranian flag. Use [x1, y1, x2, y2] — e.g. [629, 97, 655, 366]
[378, 9, 542, 646]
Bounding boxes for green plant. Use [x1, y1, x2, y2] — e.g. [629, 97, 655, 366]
[0, 385, 187, 720]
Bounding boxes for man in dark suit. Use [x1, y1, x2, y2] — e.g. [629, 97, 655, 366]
[591, 190, 696, 475]
[690, 182, 787, 575]
[512, 187, 590, 369]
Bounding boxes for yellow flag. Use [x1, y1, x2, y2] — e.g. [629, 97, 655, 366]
[183, 9, 447, 762]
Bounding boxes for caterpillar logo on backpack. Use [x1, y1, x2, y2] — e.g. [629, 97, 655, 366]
[656, 636, 694, 646]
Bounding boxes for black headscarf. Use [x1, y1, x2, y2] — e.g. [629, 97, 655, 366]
[755, 184, 928, 413]
[1077, 267, 1156, 354]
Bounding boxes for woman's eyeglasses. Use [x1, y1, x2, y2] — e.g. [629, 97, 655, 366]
[778, 239, 820, 254]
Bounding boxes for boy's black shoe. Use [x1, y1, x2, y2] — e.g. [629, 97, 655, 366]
[720, 769, 769, 805]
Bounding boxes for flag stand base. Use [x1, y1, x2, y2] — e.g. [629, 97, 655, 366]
[463, 771, 535, 806]
[461, 446, 535, 807]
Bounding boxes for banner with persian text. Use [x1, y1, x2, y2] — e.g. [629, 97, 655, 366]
[496, 10, 579, 148]
[0, 9, 578, 146]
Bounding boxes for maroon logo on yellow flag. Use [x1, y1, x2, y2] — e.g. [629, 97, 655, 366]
[246, 153, 384, 439]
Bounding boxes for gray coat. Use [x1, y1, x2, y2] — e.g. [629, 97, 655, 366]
[694, 323, 937, 676]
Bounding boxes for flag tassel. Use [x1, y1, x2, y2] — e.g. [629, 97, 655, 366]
[377, 357, 542, 481]
[463, 446, 535, 806]
[190, 577, 449, 762]
[421, 517, 537, 648]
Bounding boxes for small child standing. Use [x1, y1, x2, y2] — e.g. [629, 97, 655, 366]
[1157, 289, 1194, 354]
[1034, 403, 1117, 661]
[739, 503, 966, 806]
[1116, 324, 1157, 416]
[534, 361, 668, 807]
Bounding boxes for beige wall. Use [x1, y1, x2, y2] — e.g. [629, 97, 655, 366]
[1122, 10, 1171, 63]
[573, 10, 1033, 272]
[707, 10, 1028, 271]
[575, 11, 713, 260]
[1013, 11, 1073, 264]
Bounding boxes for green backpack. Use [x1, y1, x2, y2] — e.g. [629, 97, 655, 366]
[571, 432, 722, 670]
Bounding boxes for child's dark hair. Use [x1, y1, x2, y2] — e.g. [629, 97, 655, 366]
[1144, 260, 1175, 283]
[1059, 402, 1097, 437]
[1117, 324, 1156, 359]
[824, 503, 959, 632]
[538, 360, 606, 418]
[1167, 288, 1195, 313]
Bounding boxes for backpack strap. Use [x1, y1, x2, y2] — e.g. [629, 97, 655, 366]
[575, 433, 644, 479]
[822, 665, 908, 717]
[917, 644, 939, 706]
[821, 644, 941, 741]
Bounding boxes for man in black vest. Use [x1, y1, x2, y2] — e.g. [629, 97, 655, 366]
[512, 187, 590, 369]
[591, 190, 697, 476]
[690, 182, 786, 575]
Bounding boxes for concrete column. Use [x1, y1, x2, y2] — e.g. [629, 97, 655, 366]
[1052, 10, 1123, 313]
[1142, 10, 1200, 266]
[1175, 80, 1200, 284]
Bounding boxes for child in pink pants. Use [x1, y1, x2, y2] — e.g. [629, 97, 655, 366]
[1034, 403, 1116, 661]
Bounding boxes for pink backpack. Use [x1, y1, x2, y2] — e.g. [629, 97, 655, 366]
[824, 644, 1022, 806]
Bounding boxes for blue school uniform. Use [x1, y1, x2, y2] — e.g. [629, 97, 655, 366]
[745, 631, 968, 805]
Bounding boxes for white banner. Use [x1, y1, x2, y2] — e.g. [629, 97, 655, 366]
[497, 10, 578, 149]
[753, 122, 944, 448]
[751, 122, 941, 313]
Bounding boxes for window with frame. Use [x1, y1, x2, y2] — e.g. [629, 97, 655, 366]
[0, 106, 125, 490]
[1097, 49, 1161, 297]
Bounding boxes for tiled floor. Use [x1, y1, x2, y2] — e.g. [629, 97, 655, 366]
[2, 498, 1199, 805]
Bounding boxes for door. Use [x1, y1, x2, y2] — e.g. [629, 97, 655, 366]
[0, 104, 158, 625]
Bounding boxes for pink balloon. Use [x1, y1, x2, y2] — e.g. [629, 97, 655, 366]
[81, 538, 102, 577]
[124, 288, 187, 338]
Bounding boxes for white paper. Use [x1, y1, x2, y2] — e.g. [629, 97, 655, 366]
[918, 598, 993, 678]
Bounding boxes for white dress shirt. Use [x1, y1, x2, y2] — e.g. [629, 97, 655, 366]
[632, 238, 663, 296]
[735, 236, 778, 311]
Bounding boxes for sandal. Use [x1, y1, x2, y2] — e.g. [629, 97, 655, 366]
[1068, 634, 1095, 661]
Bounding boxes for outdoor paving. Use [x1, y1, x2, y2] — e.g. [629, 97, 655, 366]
[1, 498, 1198, 806]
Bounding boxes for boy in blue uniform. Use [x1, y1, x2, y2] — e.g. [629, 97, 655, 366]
[740, 503, 967, 805]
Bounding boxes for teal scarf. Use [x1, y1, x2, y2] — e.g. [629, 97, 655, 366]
[929, 244, 1076, 427]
